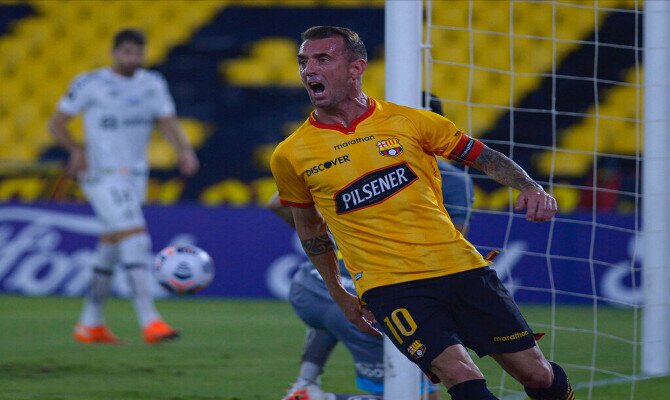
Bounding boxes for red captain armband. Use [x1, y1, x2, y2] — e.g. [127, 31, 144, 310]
[447, 132, 485, 166]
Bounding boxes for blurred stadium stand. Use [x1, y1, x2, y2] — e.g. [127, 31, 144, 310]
[0, 0, 639, 212]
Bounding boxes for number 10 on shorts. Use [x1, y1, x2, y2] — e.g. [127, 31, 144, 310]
[383, 307, 417, 344]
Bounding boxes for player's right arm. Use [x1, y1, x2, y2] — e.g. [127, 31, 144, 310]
[267, 192, 295, 228]
[49, 73, 93, 177]
[271, 143, 380, 337]
[290, 204, 381, 337]
[48, 110, 86, 177]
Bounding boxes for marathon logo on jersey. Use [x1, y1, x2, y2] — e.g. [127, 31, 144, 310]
[377, 137, 403, 157]
[100, 115, 118, 130]
[304, 155, 351, 177]
[407, 340, 427, 360]
[333, 135, 376, 151]
[335, 162, 418, 214]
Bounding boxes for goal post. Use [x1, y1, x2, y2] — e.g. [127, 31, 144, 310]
[642, 0, 670, 377]
[384, 2, 424, 399]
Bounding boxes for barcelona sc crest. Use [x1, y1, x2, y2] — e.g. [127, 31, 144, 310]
[377, 137, 403, 157]
[407, 339, 427, 360]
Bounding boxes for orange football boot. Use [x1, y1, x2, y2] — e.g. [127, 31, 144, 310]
[74, 324, 122, 344]
[143, 320, 180, 344]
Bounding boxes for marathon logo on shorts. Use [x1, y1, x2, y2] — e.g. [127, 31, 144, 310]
[377, 137, 403, 157]
[335, 162, 418, 214]
[304, 155, 351, 176]
[407, 340, 427, 360]
[493, 330, 529, 342]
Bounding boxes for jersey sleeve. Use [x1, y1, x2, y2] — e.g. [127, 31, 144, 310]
[57, 74, 92, 116]
[412, 109, 464, 157]
[270, 144, 314, 207]
[152, 72, 176, 118]
[413, 109, 484, 166]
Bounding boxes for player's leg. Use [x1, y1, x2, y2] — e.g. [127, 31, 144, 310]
[453, 267, 573, 400]
[74, 176, 125, 343]
[296, 328, 338, 389]
[323, 301, 384, 395]
[324, 303, 440, 399]
[113, 227, 178, 343]
[362, 275, 499, 400]
[74, 238, 122, 344]
[491, 349, 574, 400]
[114, 227, 174, 341]
[86, 175, 177, 343]
[429, 344, 493, 395]
[284, 281, 337, 400]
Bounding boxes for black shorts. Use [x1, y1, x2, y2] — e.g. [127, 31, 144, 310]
[361, 267, 536, 381]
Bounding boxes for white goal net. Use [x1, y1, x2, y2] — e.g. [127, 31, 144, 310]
[386, 0, 670, 399]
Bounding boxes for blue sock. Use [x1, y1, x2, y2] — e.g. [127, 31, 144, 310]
[448, 379, 499, 400]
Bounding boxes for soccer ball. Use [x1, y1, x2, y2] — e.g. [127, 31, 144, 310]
[154, 244, 214, 294]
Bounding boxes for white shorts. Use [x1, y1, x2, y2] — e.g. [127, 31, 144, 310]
[81, 172, 148, 234]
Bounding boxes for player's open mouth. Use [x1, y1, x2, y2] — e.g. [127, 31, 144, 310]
[309, 82, 325, 95]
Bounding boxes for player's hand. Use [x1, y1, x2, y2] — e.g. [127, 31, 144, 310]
[515, 188, 557, 222]
[179, 149, 200, 177]
[334, 291, 382, 337]
[66, 147, 87, 177]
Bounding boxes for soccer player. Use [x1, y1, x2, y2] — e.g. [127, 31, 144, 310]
[270, 26, 573, 400]
[272, 160, 470, 400]
[48, 28, 199, 345]
[274, 96, 473, 400]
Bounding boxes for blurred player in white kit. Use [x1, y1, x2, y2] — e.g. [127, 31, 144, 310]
[48, 28, 200, 344]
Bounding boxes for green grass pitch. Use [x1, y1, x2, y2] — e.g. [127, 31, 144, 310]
[0, 295, 668, 399]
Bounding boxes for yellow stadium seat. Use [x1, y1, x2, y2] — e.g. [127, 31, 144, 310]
[252, 38, 298, 64]
[223, 59, 274, 86]
[277, 65, 302, 86]
[179, 118, 212, 149]
[0, 0, 226, 163]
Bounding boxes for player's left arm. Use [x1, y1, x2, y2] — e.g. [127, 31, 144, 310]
[471, 145, 557, 222]
[156, 115, 200, 177]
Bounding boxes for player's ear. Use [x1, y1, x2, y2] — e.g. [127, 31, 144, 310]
[350, 58, 367, 79]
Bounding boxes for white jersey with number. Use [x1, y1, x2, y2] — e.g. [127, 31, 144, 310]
[58, 67, 176, 233]
[58, 67, 176, 177]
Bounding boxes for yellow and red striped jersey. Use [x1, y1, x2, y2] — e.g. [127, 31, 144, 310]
[271, 98, 490, 296]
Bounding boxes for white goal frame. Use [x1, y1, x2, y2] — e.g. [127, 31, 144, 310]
[641, 0, 670, 377]
[384, 1, 670, 399]
[384, 3, 425, 399]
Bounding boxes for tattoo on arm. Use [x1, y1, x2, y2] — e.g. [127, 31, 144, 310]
[301, 234, 335, 257]
[474, 146, 543, 192]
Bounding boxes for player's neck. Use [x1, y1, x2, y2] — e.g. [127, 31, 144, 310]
[111, 65, 139, 78]
[313, 93, 369, 128]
